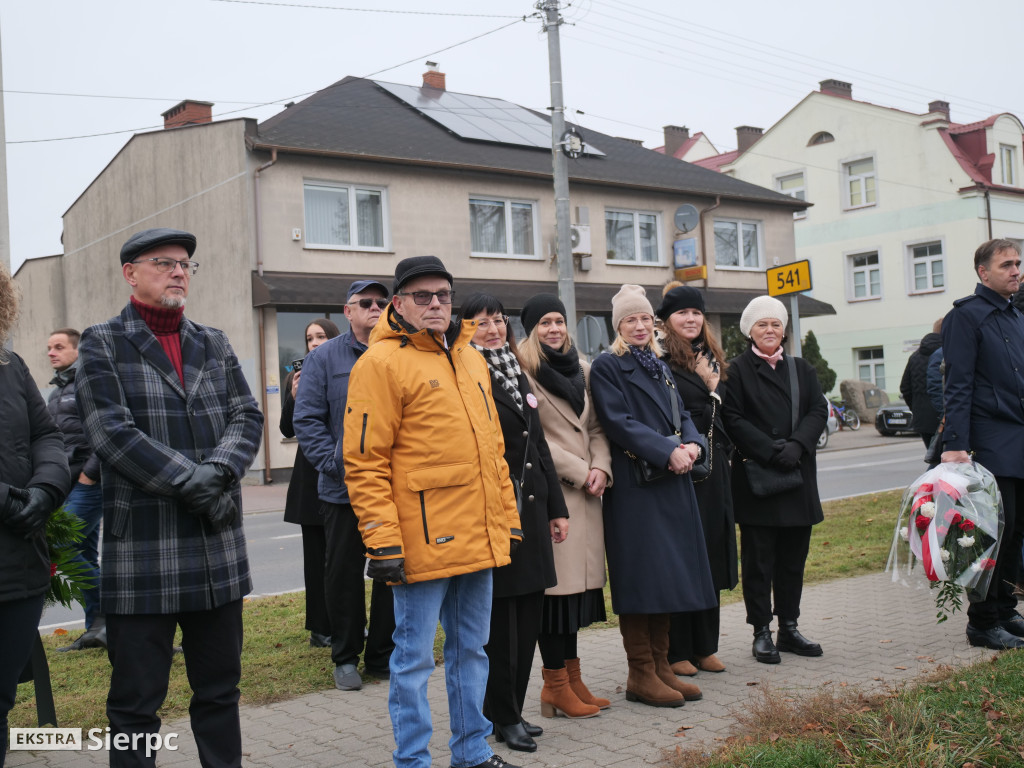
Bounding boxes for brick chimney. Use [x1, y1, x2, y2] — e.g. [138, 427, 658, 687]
[423, 61, 446, 91]
[161, 100, 214, 129]
[928, 100, 951, 120]
[663, 125, 690, 157]
[735, 125, 763, 154]
[819, 79, 852, 99]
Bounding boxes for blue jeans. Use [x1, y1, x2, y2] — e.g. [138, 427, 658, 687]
[389, 569, 493, 768]
[64, 481, 103, 627]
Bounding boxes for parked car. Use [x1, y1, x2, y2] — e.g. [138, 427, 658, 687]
[817, 396, 839, 449]
[876, 402, 917, 436]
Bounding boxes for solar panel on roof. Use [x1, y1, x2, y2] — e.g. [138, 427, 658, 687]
[375, 80, 604, 157]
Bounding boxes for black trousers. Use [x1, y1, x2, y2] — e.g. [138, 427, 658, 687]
[668, 600, 721, 663]
[967, 476, 1024, 629]
[322, 501, 395, 670]
[483, 590, 544, 727]
[740, 524, 812, 627]
[300, 524, 331, 636]
[106, 599, 244, 768]
[0, 594, 45, 768]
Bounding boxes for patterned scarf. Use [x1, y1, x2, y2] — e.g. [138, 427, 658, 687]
[692, 342, 721, 392]
[629, 344, 663, 379]
[472, 342, 523, 411]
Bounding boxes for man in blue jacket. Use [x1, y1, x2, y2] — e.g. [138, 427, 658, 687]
[942, 238, 1024, 650]
[293, 279, 396, 691]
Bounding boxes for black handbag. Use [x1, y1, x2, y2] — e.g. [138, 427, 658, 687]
[923, 416, 944, 464]
[625, 372, 681, 486]
[689, 396, 716, 484]
[743, 356, 804, 498]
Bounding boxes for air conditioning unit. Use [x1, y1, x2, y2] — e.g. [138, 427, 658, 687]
[570, 224, 592, 255]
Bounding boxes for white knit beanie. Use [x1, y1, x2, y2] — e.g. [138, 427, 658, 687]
[739, 295, 788, 338]
[612, 284, 654, 331]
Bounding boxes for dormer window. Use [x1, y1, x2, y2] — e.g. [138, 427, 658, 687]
[808, 131, 835, 146]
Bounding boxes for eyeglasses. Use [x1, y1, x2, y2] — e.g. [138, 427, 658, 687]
[475, 316, 508, 331]
[397, 289, 455, 305]
[349, 298, 389, 310]
[132, 257, 199, 276]
[620, 315, 655, 327]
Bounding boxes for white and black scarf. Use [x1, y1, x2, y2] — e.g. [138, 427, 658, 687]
[472, 342, 524, 411]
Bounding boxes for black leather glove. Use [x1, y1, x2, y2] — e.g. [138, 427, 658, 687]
[367, 558, 407, 584]
[179, 464, 231, 515]
[206, 492, 238, 533]
[4, 486, 59, 537]
[510, 536, 522, 556]
[771, 440, 803, 470]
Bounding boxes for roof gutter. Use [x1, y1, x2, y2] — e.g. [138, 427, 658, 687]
[984, 185, 993, 240]
[253, 148, 277, 484]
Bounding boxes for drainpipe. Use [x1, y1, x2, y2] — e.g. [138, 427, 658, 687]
[254, 149, 277, 484]
[698, 196, 722, 290]
[983, 186, 993, 240]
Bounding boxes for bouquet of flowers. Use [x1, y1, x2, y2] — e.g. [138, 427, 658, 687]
[887, 462, 1003, 623]
[45, 505, 91, 608]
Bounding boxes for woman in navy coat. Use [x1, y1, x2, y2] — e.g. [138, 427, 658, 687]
[590, 284, 716, 709]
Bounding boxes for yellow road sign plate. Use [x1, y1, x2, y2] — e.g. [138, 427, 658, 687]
[766, 260, 812, 297]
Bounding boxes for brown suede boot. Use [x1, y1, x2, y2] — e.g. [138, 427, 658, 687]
[619, 614, 684, 708]
[650, 614, 702, 701]
[670, 660, 698, 676]
[565, 657, 610, 709]
[695, 654, 726, 673]
[539, 667, 601, 719]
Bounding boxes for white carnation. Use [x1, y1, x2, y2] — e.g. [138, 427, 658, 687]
[940, 548, 951, 562]
[920, 501, 936, 518]
[957, 536, 975, 548]
[899, 526, 910, 541]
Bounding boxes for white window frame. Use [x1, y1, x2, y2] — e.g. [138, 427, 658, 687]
[604, 208, 663, 266]
[468, 196, 542, 260]
[713, 218, 764, 271]
[855, 346, 886, 389]
[841, 154, 878, 211]
[1000, 144, 1017, 186]
[775, 171, 807, 220]
[845, 248, 882, 302]
[905, 238, 946, 295]
[302, 181, 390, 252]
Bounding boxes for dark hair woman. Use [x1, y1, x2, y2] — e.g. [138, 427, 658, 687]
[589, 284, 716, 709]
[280, 317, 341, 647]
[722, 295, 827, 665]
[518, 293, 612, 720]
[656, 283, 738, 677]
[0, 264, 72, 766]
[457, 293, 569, 753]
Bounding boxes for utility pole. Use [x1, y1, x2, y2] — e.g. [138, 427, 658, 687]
[539, 0, 576, 330]
[0, 21, 10, 278]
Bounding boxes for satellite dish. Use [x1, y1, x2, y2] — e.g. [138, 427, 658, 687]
[674, 204, 699, 234]
[560, 126, 585, 159]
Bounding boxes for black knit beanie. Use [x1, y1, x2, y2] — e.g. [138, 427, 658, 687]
[656, 285, 706, 321]
[520, 293, 567, 337]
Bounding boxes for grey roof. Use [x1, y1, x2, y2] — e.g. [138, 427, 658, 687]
[254, 76, 805, 208]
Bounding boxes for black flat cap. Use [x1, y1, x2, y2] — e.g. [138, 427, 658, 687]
[120, 228, 197, 265]
[393, 255, 453, 294]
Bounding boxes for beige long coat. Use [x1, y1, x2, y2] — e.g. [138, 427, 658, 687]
[525, 360, 612, 596]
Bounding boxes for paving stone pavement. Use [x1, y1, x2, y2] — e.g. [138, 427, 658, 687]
[8, 569, 994, 768]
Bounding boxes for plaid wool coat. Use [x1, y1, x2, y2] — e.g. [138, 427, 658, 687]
[76, 302, 264, 614]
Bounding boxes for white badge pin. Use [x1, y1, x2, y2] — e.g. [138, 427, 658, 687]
[526, 393, 539, 409]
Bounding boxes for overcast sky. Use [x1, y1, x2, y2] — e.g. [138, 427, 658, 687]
[4, 0, 1022, 272]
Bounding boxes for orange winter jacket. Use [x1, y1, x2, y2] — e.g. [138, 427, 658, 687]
[343, 308, 521, 584]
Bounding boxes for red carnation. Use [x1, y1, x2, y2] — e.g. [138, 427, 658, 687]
[979, 558, 997, 570]
[915, 514, 931, 532]
[50, 563, 57, 577]
[946, 511, 963, 526]
[960, 519, 976, 532]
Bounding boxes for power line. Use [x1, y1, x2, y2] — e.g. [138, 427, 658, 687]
[209, 0, 522, 18]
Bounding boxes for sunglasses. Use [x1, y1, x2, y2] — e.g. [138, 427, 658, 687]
[349, 298, 389, 310]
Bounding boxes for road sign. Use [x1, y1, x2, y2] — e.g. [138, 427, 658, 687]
[674, 265, 707, 282]
[767, 259, 812, 297]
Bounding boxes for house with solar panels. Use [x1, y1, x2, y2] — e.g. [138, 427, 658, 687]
[14, 67, 829, 478]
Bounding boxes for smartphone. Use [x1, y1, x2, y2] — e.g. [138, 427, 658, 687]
[290, 358, 304, 373]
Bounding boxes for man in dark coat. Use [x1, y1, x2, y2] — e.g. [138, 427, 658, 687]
[899, 322, 942, 449]
[76, 228, 263, 768]
[941, 238, 1024, 651]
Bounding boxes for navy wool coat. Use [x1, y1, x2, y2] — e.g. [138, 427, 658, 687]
[76, 302, 264, 615]
[589, 351, 716, 615]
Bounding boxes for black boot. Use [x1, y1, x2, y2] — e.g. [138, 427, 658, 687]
[776, 620, 822, 657]
[58, 615, 107, 652]
[751, 625, 780, 664]
[494, 721, 537, 753]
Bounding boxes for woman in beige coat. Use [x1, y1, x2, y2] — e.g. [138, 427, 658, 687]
[518, 294, 613, 720]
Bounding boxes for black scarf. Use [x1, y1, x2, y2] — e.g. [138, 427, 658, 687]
[535, 344, 586, 416]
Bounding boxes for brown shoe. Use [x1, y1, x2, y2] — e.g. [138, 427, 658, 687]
[650, 615, 702, 701]
[670, 660, 698, 676]
[540, 667, 601, 718]
[620, 614, 684, 708]
[565, 657, 610, 709]
[695, 654, 725, 673]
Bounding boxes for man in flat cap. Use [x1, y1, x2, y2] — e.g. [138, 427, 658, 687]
[76, 227, 263, 768]
[343, 256, 522, 768]
[294, 278, 396, 691]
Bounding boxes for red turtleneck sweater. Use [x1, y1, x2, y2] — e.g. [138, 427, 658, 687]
[131, 296, 185, 386]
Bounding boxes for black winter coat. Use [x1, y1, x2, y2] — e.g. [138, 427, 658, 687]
[280, 371, 325, 527]
[46, 363, 101, 482]
[899, 332, 942, 435]
[667, 362, 738, 592]
[1, 353, 72, 603]
[490, 372, 563, 598]
[723, 349, 827, 527]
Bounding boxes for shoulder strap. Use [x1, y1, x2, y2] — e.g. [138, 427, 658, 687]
[786, 354, 799, 433]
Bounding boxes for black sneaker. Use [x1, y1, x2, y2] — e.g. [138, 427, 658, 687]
[999, 613, 1024, 638]
[966, 624, 1024, 650]
[456, 755, 520, 768]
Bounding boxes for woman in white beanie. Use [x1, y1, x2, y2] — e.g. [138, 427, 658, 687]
[589, 285, 717, 708]
[722, 295, 828, 665]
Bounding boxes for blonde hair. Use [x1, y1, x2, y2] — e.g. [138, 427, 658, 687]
[0, 263, 20, 363]
[517, 325, 574, 376]
[610, 331, 663, 357]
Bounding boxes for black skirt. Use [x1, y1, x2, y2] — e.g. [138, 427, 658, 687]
[540, 588, 607, 634]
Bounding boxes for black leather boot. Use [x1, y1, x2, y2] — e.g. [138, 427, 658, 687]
[776, 619, 823, 657]
[751, 625, 780, 664]
[58, 615, 107, 652]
